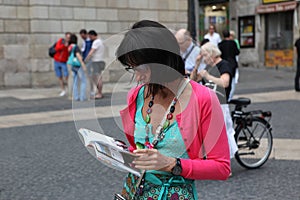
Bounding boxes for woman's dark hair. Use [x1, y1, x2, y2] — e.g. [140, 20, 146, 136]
[69, 34, 78, 45]
[116, 20, 185, 97]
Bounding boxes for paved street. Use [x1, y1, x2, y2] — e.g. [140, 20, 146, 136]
[0, 67, 299, 200]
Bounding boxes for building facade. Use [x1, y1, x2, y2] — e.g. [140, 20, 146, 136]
[197, 0, 299, 69]
[0, 0, 188, 87]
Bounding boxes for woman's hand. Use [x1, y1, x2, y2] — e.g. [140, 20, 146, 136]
[133, 149, 176, 171]
[199, 69, 209, 79]
[195, 54, 202, 68]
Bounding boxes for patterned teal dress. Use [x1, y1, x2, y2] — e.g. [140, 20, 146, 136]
[121, 87, 198, 200]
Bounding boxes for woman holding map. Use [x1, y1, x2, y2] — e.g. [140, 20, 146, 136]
[116, 20, 230, 200]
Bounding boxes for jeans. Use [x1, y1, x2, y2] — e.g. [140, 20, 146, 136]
[228, 76, 236, 101]
[72, 67, 87, 101]
[295, 59, 300, 91]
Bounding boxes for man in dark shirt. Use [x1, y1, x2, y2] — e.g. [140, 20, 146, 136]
[218, 30, 240, 100]
[294, 38, 300, 92]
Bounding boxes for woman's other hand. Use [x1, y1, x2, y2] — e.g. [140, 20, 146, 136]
[133, 149, 176, 171]
[199, 69, 208, 79]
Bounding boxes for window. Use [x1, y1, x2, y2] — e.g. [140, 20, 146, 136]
[238, 16, 255, 48]
[265, 11, 293, 50]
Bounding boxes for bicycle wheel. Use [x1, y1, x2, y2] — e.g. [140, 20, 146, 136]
[234, 117, 273, 169]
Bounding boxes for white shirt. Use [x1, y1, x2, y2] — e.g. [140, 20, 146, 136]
[181, 42, 200, 73]
[204, 32, 222, 46]
[91, 38, 104, 62]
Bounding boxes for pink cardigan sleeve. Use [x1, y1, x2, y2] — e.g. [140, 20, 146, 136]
[180, 89, 231, 180]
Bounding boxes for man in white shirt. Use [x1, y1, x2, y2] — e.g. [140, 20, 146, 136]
[204, 24, 222, 46]
[175, 29, 204, 76]
[85, 30, 105, 99]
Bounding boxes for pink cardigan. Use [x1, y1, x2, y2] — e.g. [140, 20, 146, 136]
[119, 80, 230, 180]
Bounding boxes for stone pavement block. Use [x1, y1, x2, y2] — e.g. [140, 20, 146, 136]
[30, 34, 52, 45]
[0, 5, 17, 18]
[4, 72, 30, 87]
[85, 21, 107, 33]
[61, 0, 85, 6]
[3, 0, 28, 5]
[30, 45, 48, 59]
[49, 7, 73, 19]
[0, 46, 3, 59]
[62, 21, 85, 33]
[30, 6, 48, 19]
[30, 59, 51, 72]
[0, 71, 4, 87]
[16, 34, 30, 45]
[0, 59, 18, 73]
[149, 0, 169, 10]
[85, 0, 107, 7]
[176, 11, 188, 22]
[4, 20, 30, 33]
[0, 20, 3, 32]
[0, 34, 17, 45]
[29, 0, 60, 5]
[17, 59, 31, 72]
[107, 0, 128, 8]
[96, 9, 118, 21]
[4, 45, 29, 59]
[31, 20, 61, 33]
[178, 0, 188, 10]
[118, 10, 139, 21]
[107, 22, 131, 33]
[139, 10, 158, 21]
[17, 6, 29, 19]
[158, 11, 177, 22]
[31, 71, 57, 87]
[74, 8, 96, 20]
[128, 0, 149, 9]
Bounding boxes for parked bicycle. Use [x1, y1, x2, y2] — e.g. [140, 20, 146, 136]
[229, 98, 273, 169]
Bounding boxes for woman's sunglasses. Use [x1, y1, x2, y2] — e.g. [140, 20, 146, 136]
[125, 64, 149, 74]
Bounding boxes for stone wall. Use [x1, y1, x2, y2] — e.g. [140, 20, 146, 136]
[0, 0, 188, 87]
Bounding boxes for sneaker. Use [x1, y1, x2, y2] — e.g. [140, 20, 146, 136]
[59, 90, 66, 97]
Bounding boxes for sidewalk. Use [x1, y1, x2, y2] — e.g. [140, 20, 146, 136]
[0, 66, 298, 100]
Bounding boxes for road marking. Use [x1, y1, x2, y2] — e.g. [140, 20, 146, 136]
[0, 104, 125, 128]
[235, 90, 300, 103]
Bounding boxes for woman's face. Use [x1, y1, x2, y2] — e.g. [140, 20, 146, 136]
[127, 64, 151, 83]
[201, 50, 214, 66]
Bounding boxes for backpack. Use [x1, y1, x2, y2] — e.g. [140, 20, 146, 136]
[48, 39, 65, 58]
[48, 42, 57, 58]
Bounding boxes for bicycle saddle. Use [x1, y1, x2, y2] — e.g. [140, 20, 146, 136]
[229, 98, 251, 106]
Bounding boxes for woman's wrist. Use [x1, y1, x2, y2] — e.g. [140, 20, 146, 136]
[161, 157, 176, 172]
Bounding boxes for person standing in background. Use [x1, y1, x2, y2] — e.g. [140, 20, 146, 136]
[218, 30, 240, 100]
[204, 24, 222, 46]
[53, 32, 71, 97]
[79, 29, 93, 61]
[84, 30, 105, 99]
[67, 34, 87, 101]
[230, 30, 240, 86]
[294, 37, 300, 92]
[175, 29, 204, 76]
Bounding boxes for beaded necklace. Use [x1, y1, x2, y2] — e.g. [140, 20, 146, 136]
[134, 79, 189, 197]
[138, 79, 189, 149]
